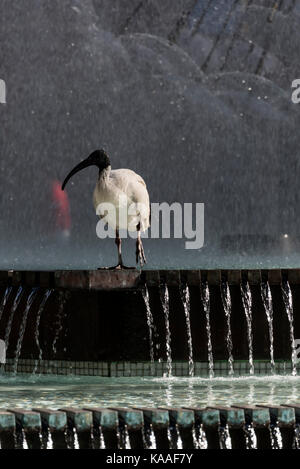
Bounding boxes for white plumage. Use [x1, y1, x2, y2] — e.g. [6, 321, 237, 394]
[62, 149, 150, 268]
[93, 167, 150, 233]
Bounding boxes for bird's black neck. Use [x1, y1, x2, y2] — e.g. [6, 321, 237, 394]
[98, 165, 111, 181]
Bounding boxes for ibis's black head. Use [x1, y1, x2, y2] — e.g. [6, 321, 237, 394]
[61, 149, 111, 190]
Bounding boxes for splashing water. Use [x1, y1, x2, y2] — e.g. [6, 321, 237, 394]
[245, 424, 257, 449]
[281, 280, 297, 376]
[240, 282, 254, 375]
[0, 286, 13, 325]
[42, 430, 54, 450]
[201, 281, 214, 378]
[160, 284, 172, 378]
[13, 288, 39, 374]
[33, 289, 53, 375]
[119, 425, 131, 449]
[220, 281, 234, 376]
[16, 429, 29, 450]
[141, 285, 155, 373]
[261, 281, 275, 374]
[180, 284, 194, 377]
[66, 427, 80, 450]
[4, 286, 25, 349]
[169, 424, 183, 449]
[196, 425, 208, 449]
[270, 425, 283, 449]
[219, 425, 232, 449]
[143, 424, 156, 449]
[52, 290, 69, 356]
[99, 427, 106, 449]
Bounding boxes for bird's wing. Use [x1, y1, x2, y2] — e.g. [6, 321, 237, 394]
[110, 169, 146, 192]
[110, 169, 150, 230]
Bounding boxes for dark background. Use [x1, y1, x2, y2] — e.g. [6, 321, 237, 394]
[1, 0, 300, 269]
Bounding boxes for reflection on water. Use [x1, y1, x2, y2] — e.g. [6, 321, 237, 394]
[0, 373, 300, 409]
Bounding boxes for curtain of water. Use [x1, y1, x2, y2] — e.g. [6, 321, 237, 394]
[261, 281, 275, 374]
[33, 289, 53, 375]
[141, 285, 155, 373]
[220, 281, 234, 376]
[281, 280, 297, 376]
[0, 286, 13, 325]
[240, 282, 254, 375]
[201, 281, 214, 378]
[159, 284, 172, 378]
[180, 284, 194, 377]
[4, 286, 25, 349]
[13, 287, 39, 374]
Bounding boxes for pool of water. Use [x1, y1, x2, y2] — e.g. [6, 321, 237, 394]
[0, 373, 299, 409]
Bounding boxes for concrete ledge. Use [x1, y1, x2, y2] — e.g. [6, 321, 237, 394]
[109, 408, 144, 430]
[0, 406, 299, 449]
[0, 411, 15, 432]
[59, 408, 93, 432]
[32, 408, 67, 432]
[83, 408, 118, 430]
[132, 407, 169, 429]
[7, 409, 41, 431]
[234, 405, 270, 428]
[158, 408, 194, 428]
[3, 269, 300, 290]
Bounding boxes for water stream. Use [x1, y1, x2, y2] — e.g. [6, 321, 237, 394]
[201, 281, 214, 378]
[4, 286, 25, 349]
[13, 288, 39, 374]
[159, 284, 172, 378]
[261, 281, 275, 373]
[240, 281, 254, 375]
[220, 281, 234, 376]
[180, 283, 194, 377]
[281, 280, 297, 376]
[0, 286, 13, 325]
[142, 285, 155, 373]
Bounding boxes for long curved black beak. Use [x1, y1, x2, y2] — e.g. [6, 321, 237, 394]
[61, 158, 94, 191]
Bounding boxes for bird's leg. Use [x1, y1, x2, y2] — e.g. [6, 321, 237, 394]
[115, 229, 123, 267]
[136, 228, 147, 267]
[102, 229, 135, 270]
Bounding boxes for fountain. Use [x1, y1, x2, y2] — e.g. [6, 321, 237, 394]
[1, 0, 300, 451]
[0, 267, 298, 449]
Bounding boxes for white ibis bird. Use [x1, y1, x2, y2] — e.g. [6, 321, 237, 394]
[61, 149, 150, 268]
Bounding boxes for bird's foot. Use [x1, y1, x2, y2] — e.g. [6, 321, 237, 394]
[98, 264, 136, 270]
[136, 246, 147, 268]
